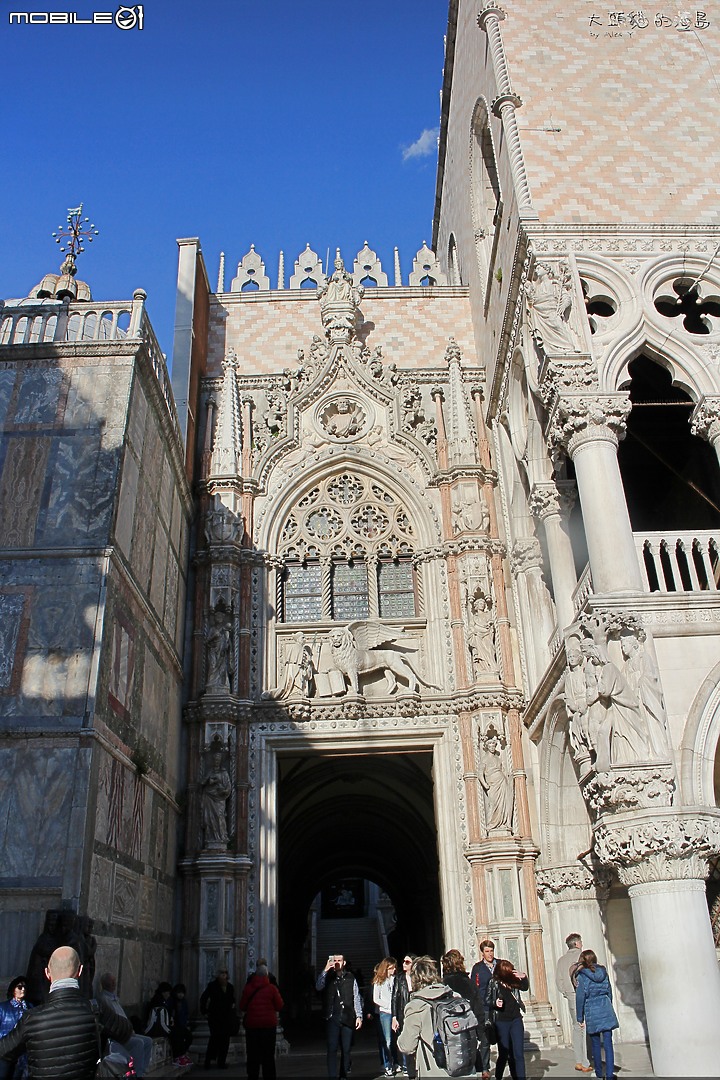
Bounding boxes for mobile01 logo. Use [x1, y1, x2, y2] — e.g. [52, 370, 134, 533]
[8, 5, 144, 28]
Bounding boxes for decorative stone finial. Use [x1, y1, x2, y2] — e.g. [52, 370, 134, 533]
[30, 204, 97, 302]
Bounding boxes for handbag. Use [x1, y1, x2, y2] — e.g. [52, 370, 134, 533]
[484, 977, 499, 1045]
[229, 1012, 241, 1036]
[484, 1017, 498, 1046]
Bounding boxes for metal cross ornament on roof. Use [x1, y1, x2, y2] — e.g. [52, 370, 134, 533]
[51, 204, 99, 265]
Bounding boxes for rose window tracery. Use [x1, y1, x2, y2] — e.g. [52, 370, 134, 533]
[278, 475, 418, 623]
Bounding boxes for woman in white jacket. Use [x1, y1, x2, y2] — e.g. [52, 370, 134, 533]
[373, 957, 398, 1076]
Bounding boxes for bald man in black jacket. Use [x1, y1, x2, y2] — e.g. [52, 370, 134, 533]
[0, 946, 132, 1080]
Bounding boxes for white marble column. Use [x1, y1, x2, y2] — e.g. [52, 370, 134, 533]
[594, 807, 720, 1077]
[529, 481, 578, 630]
[548, 393, 642, 595]
[510, 537, 556, 683]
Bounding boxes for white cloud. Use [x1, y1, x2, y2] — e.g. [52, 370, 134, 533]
[402, 127, 439, 162]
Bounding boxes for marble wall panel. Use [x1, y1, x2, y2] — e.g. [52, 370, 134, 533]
[131, 476, 155, 594]
[99, 756, 146, 860]
[127, 381, 148, 458]
[88, 853, 114, 923]
[121, 936, 143, 1003]
[0, 371, 17, 428]
[152, 800, 168, 874]
[40, 436, 117, 544]
[149, 524, 168, 620]
[0, 746, 77, 877]
[64, 368, 111, 429]
[0, 436, 50, 547]
[13, 368, 63, 425]
[163, 553, 179, 644]
[159, 454, 173, 527]
[140, 647, 168, 759]
[0, 594, 25, 688]
[142, 421, 163, 501]
[111, 865, 139, 926]
[0, 907, 48, 984]
[114, 450, 139, 561]
[20, 650, 91, 718]
[138, 875, 157, 930]
[94, 935, 121, 991]
[156, 882, 174, 933]
[28, 585, 96, 652]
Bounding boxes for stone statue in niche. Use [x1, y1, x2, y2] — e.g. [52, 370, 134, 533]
[525, 260, 578, 353]
[563, 635, 593, 768]
[466, 593, 497, 675]
[265, 632, 316, 699]
[205, 598, 233, 694]
[402, 385, 437, 447]
[479, 725, 514, 832]
[325, 621, 441, 696]
[201, 745, 232, 849]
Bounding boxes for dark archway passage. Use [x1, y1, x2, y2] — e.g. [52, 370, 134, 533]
[277, 750, 442, 1005]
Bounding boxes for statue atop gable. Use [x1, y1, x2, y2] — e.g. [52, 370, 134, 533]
[317, 254, 364, 342]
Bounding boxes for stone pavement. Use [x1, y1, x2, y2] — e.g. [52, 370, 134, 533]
[152, 1021, 654, 1078]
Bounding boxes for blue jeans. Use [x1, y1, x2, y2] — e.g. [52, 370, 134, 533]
[326, 1019, 354, 1079]
[590, 1029, 614, 1079]
[495, 1017, 525, 1080]
[377, 1011, 394, 1071]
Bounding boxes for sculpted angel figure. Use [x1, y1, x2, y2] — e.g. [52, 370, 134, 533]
[525, 260, 577, 353]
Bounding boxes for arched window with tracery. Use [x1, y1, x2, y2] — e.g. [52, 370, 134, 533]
[278, 474, 418, 623]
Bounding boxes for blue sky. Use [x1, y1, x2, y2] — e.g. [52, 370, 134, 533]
[0, 1, 448, 357]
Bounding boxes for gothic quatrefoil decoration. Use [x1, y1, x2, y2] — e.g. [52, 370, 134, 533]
[319, 396, 368, 440]
[654, 279, 720, 336]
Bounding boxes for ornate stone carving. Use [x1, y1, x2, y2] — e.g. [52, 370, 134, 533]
[529, 480, 577, 521]
[691, 395, 720, 444]
[317, 255, 364, 342]
[452, 486, 490, 534]
[402, 384, 437, 446]
[408, 242, 447, 286]
[539, 354, 598, 408]
[510, 537, 543, 575]
[324, 621, 440, 696]
[536, 863, 613, 903]
[230, 245, 270, 292]
[525, 260, 578, 353]
[201, 742, 233, 849]
[562, 614, 672, 776]
[319, 396, 367, 440]
[546, 392, 632, 457]
[593, 810, 720, 884]
[205, 598, 233, 694]
[582, 764, 676, 815]
[352, 241, 388, 287]
[478, 723, 514, 832]
[204, 496, 245, 546]
[265, 631, 315, 700]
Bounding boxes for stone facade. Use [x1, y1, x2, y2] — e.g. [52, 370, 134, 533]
[0, 295, 191, 1014]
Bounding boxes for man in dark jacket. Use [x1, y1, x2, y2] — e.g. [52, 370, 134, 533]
[315, 955, 362, 1080]
[470, 939, 501, 1080]
[0, 945, 132, 1080]
[200, 967, 237, 1070]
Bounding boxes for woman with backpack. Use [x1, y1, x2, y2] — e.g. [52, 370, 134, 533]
[485, 960, 529, 1080]
[574, 950, 618, 1080]
[396, 957, 449, 1078]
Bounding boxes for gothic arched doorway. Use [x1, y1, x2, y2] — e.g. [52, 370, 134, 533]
[277, 749, 442, 1012]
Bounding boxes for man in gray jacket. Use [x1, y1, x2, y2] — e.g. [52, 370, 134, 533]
[555, 934, 592, 1073]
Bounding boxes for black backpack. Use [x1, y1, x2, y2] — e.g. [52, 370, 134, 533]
[418, 990, 478, 1077]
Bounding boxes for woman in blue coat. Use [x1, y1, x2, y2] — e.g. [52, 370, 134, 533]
[575, 950, 618, 1079]
[0, 978, 32, 1079]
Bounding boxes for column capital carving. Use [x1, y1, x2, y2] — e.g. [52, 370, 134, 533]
[510, 536, 543, 576]
[529, 481, 577, 521]
[536, 863, 613, 903]
[477, 4, 507, 31]
[547, 392, 632, 457]
[691, 395, 720, 444]
[593, 808, 720, 886]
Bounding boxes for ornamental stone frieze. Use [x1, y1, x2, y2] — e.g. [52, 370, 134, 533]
[546, 391, 631, 457]
[536, 863, 612, 904]
[538, 353, 598, 408]
[581, 764, 676, 816]
[510, 536, 543, 576]
[593, 808, 720, 885]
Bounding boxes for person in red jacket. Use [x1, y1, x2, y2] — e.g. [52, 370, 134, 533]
[239, 964, 284, 1080]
